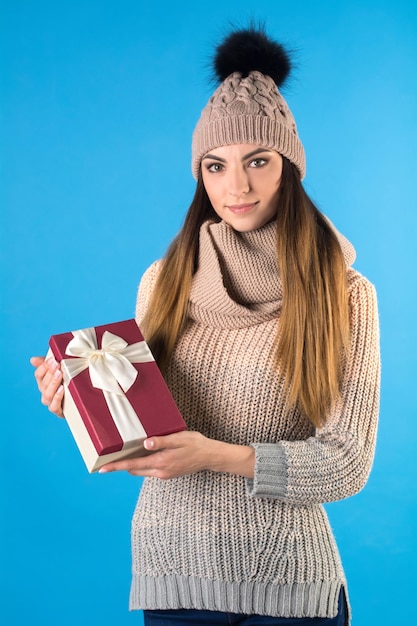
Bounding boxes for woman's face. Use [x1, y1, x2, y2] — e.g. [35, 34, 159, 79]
[201, 143, 283, 232]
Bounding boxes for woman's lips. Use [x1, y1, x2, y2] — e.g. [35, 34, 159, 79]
[226, 202, 258, 214]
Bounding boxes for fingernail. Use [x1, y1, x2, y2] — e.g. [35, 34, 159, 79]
[98, 467, 108, 473]
[144, 438, 154, 450]
[49, 358, 59, 370]
[53, 369, 62, 380]
[57, 385, 64, 394]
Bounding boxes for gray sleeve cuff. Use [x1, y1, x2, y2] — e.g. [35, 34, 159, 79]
[246, 443, 289, 499]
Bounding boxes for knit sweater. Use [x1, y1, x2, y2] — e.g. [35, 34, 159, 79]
[129, 219, 380, 621]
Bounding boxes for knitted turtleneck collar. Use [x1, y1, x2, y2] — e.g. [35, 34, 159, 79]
[189, 220, 281, 329]
[188, 219, 355, 329]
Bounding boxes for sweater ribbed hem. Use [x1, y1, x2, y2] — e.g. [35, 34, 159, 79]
[129, 575, 344, 619]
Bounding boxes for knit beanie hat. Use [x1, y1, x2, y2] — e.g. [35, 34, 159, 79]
[192, 27, 306, 180]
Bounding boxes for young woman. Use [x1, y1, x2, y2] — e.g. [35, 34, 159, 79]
[31, 26, 380, 626]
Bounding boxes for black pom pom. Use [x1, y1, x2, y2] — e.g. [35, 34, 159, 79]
[213, 25, 291, 88]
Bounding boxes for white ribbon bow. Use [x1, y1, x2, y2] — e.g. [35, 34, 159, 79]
[61, 327, 154, 394]
[60, 327, 155, 449]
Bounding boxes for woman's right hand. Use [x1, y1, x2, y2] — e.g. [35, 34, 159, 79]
[30, 356, 65, 417]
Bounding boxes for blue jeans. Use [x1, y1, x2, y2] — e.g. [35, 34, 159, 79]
[143, 589, 347, 625]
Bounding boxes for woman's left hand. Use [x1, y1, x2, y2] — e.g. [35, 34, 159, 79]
[99, 431, 214, 479]
[98, 430, 255, 479]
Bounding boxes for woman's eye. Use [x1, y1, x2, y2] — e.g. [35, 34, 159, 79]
[249, 158, 267, 168]
[206, 163, 224, 173]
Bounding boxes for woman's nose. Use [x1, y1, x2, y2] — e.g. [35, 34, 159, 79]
[228, 167, 250, 197]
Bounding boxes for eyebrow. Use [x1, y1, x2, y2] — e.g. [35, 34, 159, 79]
[202, 148, 272, 163]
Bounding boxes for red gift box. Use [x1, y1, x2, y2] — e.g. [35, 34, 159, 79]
[46, 319, 186, 472]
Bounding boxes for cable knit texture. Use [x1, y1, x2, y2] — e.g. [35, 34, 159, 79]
[130, 220, 380, 623]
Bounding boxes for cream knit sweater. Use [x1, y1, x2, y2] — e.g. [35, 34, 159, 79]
[130, 219, 380, 621]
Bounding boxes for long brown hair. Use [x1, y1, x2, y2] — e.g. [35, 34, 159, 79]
[142, 158, 350, 427]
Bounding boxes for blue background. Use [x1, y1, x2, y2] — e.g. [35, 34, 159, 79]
[1, 1, 416, 624]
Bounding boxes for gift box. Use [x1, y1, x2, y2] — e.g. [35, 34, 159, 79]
[46, 319, 186, 472]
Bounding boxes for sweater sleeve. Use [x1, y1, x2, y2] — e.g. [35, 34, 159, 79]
[135, 260, 162, 327]
[247, 274, 381, 505]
